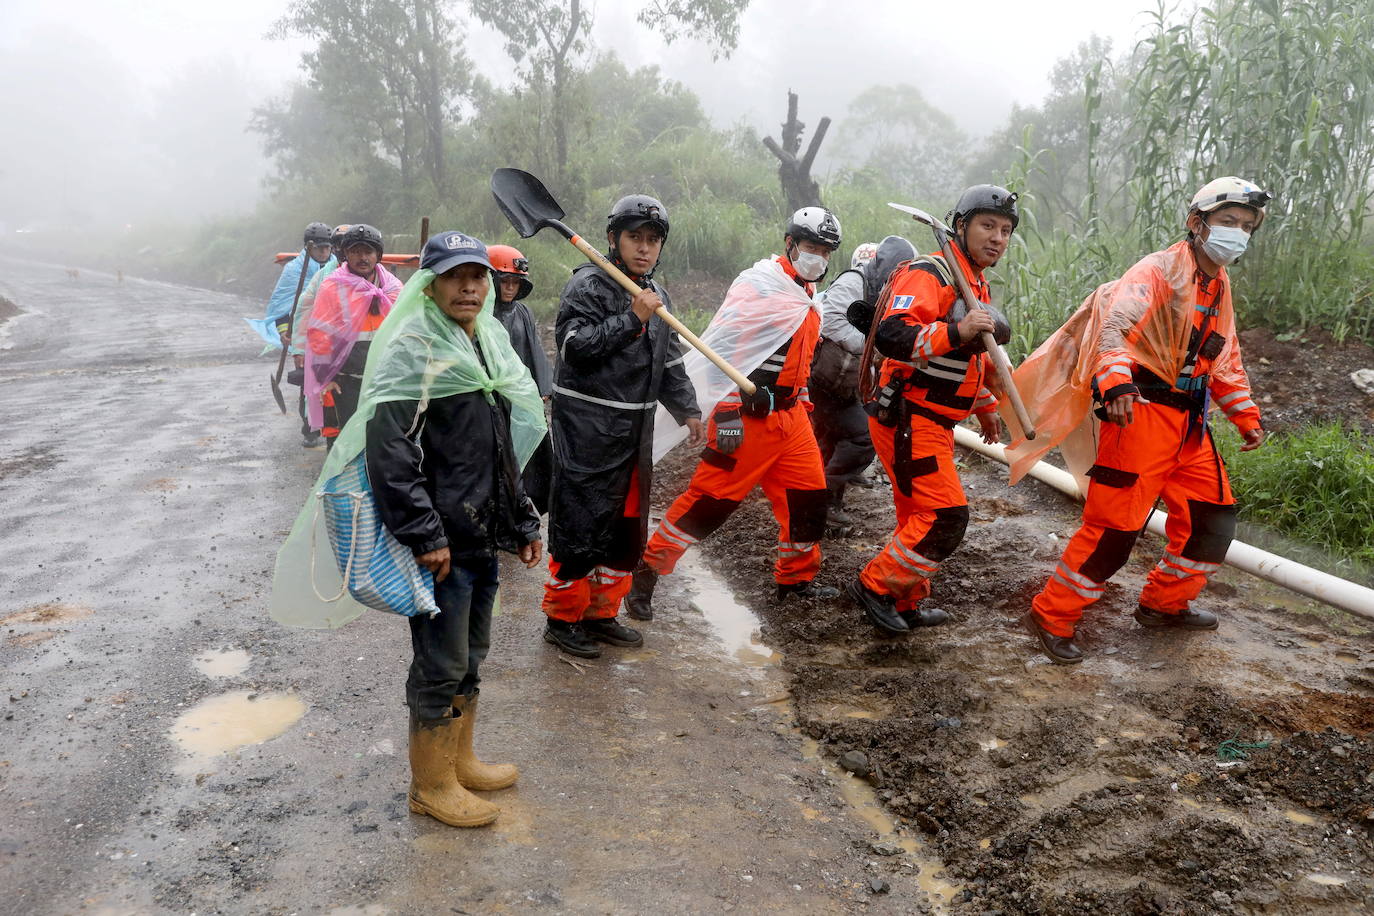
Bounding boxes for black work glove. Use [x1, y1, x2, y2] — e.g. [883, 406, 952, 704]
[740, 385, 775, 419]
[847, 298, 876, 334]
[715, 414, 744, 454]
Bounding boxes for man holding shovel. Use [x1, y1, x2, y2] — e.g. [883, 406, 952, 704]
[539, 195, 705, 658]
[848, 186, 1016, 635]
[1017, 177, 1270, 664]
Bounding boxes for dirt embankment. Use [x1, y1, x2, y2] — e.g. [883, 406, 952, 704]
[1240, 327, 1374, 435]
[652, 437, 1374, 913]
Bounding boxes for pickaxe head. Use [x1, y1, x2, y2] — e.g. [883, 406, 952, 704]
[888, 202, 953, 237]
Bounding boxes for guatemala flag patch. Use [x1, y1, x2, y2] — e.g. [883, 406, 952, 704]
[890, 295, 914, 311]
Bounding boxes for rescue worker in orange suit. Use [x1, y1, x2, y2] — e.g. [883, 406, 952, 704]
[625, 208, 845, 621]
[1019, 178, 1270, 664]
[541, 196, 705, 659]
[489, 244, 554, 515]
[847, 186, 1017, 635]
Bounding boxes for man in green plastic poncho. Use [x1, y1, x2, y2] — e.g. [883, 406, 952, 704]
[271, 231, 546, 829]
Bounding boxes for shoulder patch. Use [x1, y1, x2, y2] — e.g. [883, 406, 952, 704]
[890, 295, 915, 312]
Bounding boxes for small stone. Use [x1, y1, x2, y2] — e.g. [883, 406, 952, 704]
[1332, 746, 1349, 759]
[869, 840, 903, 856]
[839, 751, 871, 777]
[1149, 662, 1165, 670]
[1211, 890, 1231, 906]
[915, 812, 941, 835]
[1103, 647, 1119, 656]
[345, 800, 368, 814]
[934, 717, 962, 729]
[868, 877, 890, 894]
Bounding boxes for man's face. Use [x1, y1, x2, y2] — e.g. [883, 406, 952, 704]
[789, 237, 833, 260]
[1191, 204, 1261, 239]
[962, 213, 1015, 269]
[429, 262, 490, 330]
[307, 241, 333, 264]
[345, 243, 378, 276]
[610, 226, 664, 276]
[498, 275, 523, 303]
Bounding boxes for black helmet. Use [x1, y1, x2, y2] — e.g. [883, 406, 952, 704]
[340, 223, 384, 257]
[786, 206, 843, 250]
[303, 221, 331, 245]
[608, 195, 670, 239]
[330, 224, 352, 252]
[949, 185, 1019, 231]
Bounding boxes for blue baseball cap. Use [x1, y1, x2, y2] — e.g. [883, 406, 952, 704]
[422, 231, 492, 275]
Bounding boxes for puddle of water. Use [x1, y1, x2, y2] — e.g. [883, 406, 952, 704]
[193, 648, 250, 679]
[1305, 873, 1347, 886]
[978, 738, 1006, 751]
[1334, 651, 1359, 664]
[169, 691, 305, 762]
[1284, 809, 1319, 827]
[678, 554, 780, 667]
[801, 737, 960, 909]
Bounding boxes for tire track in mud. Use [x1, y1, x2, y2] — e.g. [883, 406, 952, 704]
[655, 445, 1374, 914]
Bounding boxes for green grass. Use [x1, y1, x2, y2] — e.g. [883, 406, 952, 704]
[1217, 422, 1374, 579]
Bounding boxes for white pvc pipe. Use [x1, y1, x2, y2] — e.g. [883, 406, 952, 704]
[953, 426, 1374, 622]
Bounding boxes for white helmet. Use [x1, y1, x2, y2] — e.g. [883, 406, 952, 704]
[850, 242, 879, 270]
[1187, 177, 1273, 227]
[786, 206, 842, 250]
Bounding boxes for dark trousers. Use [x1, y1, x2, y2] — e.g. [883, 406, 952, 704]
[812, 388, 875, 489]
[297, 388, 314, 438]
[523, 434, 553, 516]
[323, 374, 364, 450]
[406, 555, 499, 720]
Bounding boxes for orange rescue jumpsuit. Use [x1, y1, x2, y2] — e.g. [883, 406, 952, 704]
[641, 257, 830, 585]
[1031, 256, 1262, 637]
[860, 246, 998, 612]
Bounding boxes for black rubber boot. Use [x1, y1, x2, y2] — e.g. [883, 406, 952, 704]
[1022, 612, 1083, 665]
[846, 580, 909, 635]
[624, 564, 658, 621]
[1133, 605, 1219, 630]
[776, 580, 841, 601]
[900, 606, 950, 628]
[301, 431, 323, 448]
[826, 482, 853, 528]
[542, 619, 601, 658]
[582, 616, 644, 648]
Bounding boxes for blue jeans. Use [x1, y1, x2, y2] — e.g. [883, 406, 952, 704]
[406, 556, 499, 720]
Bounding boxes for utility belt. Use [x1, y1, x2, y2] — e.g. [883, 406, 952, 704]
[866, 376, 960, 430]
[1093, 367, 1208, 416]
[717, 385, 799, 423]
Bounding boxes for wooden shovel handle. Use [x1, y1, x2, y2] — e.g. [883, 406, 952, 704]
[567, 234, 757, 396]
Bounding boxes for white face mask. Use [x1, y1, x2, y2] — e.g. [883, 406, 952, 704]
[791, 249, 830, 282]
[1201, 224, 1250, 265]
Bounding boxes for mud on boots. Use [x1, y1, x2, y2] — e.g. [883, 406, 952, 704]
[360, 232, 544, 824]
[849, 185, 1017, 635]
[541, 194, 705, 653]
[812, 237, 918, 541]
[1013, 177, 1271, 665]
[636, 208, 846, 610]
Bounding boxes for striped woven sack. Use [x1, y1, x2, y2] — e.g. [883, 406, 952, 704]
[311, 452, 440, 617]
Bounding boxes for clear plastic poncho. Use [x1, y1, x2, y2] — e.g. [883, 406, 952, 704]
[652, 257, 817, 462]
[1003, 240, 1241, 490]
[270, 269, 548, 629]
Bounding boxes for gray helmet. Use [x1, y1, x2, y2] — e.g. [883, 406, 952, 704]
[862, 235, 917, 302]
[608, 195, 670, 238]
[949, 185, 1020, 231]
[303, 222, 332, 245]
[340, 223, 384, 257]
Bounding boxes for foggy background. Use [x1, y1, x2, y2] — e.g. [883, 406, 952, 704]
[0, 0, 1150, 233]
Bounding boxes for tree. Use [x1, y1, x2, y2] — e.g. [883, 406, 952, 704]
[763, 92, 830, 212]
[271, 0, 472, 194]
[837, 83, 966, 206]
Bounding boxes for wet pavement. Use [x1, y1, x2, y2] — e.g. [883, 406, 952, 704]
[0, 261, 938, 914]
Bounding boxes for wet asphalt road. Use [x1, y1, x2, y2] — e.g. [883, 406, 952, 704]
[0, 260, 934, 915]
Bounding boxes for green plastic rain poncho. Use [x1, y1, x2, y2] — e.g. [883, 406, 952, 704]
[270, 269, 547, 629]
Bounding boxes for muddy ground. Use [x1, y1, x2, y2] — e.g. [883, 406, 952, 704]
[1239, 327, 1374, 436]
[3, 258, 1373, 915]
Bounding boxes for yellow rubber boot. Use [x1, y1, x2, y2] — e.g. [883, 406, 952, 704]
[450, 692, 519, 791]
[407, 714, 499, 827]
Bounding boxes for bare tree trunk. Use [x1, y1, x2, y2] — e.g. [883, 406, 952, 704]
[763, 91, 830, 213]
[415, 0, 448, 194]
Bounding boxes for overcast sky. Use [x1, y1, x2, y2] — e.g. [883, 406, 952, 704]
[1, 0, 1157, 228]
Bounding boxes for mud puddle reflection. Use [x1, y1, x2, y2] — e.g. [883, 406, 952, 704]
[677, 553, 779, 666]
[169, 690, 305, 767]
[802, 737, 960, 910]
[193, 648, 251, 678]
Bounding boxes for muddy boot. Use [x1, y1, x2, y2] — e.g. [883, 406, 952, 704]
[582, 616, 644, 648]
[450, 691, 518, 791]
[407, 713, 500, 828]
[900, 606, 950, 628]
[825, 482, 853, 534]
[1022, 612, 1083, 665]
[776, 580, 841, 601]
[543, 619, 601, 659]
[1133, 605, 1219, 630]
[624, 564, 658, 621]
[846, 579, 909, 635]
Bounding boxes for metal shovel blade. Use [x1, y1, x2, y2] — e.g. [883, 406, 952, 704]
[269, 373, 287, 414]
[491, 169, 568, 239]
[888, 202, 951, 236]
